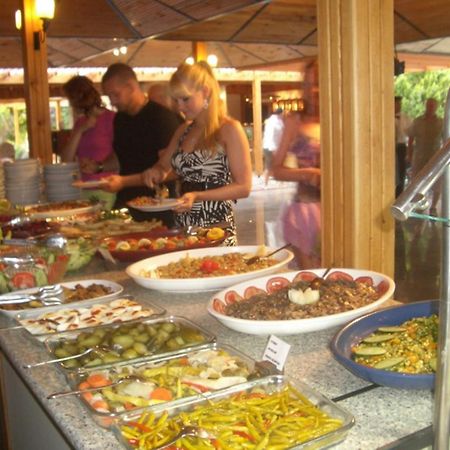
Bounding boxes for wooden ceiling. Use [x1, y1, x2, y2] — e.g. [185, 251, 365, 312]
[1, 0, 450, 70]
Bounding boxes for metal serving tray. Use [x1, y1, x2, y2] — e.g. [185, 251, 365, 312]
[14, 294, 166, 341]
[65, 342, 275, 428]
[43, 316, 215, 375]
[0, 279, 124, 318]
[113, 374, 355, 450]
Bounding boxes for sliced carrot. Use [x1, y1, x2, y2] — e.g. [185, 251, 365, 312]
[78, 381, 90, 391]
[123, 401, 135, 410]
[86, 373, 112, 388]
[92, 399, 110, 411]
[82, 391, 94, 403]
[149, 387, 173, 401]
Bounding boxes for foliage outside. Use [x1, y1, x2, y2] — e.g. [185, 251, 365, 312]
[395, 70, 450, 119]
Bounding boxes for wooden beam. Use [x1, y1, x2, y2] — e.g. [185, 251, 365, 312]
[317, 0, 395, 276]
[192, 42, 207, 62]
[21, 0, 53, 164]
[252, 77, 263, 176]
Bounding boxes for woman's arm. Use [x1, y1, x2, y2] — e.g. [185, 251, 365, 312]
[60, 116, 96, 162]
[271, 116, 320, 184]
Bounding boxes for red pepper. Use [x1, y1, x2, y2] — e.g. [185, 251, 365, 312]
[181, 380, 210, 393]
[234, 431, 255, 442]
[127, 421, 151, 433]
[200, 259, 220, 273]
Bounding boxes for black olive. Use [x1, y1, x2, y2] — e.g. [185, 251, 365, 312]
[310, 277, 323, 290]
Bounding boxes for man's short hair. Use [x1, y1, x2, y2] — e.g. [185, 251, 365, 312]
[102, 63, 137, 85]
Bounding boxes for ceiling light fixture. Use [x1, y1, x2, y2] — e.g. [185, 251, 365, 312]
[113, 48, 120, 56]
[207, 54, 218, 67]
[15, 10, 22, 30]
[120, 46, 127, 55]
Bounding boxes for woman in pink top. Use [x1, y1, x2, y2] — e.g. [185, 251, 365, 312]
[62, 76, 117, 208]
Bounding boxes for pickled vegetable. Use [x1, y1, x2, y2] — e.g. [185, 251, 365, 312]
[51, 320, 209, 369]
[120, 384, 343, 449]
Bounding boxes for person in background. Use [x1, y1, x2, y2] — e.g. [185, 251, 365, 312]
[407, 98, 443, 215]
[83, 63, 183, 225]
[395, 96, 411, 197]
[271, 111, 321, 268]
[0, 142, 14, 162]
[135, 61, 252, 244]
[61, 75, 117, 209]
[262, 108, 284, 185]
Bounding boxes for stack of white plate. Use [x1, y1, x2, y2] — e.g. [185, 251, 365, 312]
[4, 158, 41, 205]
[44, 162, 81, 202]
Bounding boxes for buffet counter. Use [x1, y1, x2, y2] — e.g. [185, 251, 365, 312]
[0, 261, 433, 450]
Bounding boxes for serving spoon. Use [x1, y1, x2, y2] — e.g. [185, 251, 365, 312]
[245, 243, 292, 265]
[151, 426, 214, 450]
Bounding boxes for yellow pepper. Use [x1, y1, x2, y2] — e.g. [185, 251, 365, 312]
[206, 227, 225, 241]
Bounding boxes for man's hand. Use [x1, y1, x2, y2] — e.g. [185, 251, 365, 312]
[101, 175, 124, 193]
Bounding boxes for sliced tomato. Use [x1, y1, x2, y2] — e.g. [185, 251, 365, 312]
[106, 240, 117, 251]
[355, 276, 374, 286]
[266, 276, 290, 293]
[376, 280, 390, 296]
[292, 271, 318, 282]
[326, 271, 354, 282]
[243, 286, 266, 299]
[10, 272, 36, 289]
[224, 290, 243, 305]
[212, 298, 226, 314]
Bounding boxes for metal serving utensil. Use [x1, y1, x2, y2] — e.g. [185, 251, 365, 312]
[23, 345, 110, 369]
[47, 374, 147, 399]
[245, 243, 292, 265]
[151, 426, 214, 450]
[0, 284, 64, 306]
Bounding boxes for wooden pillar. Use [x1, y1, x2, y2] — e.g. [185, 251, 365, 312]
[192, 42, 207, 62]
[317, 0, 395, 276]
[252, 77, 263, 176]
[21, 0, 53, 164]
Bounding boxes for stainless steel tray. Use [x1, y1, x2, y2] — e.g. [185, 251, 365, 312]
[113, 374, 354, 449]
[43, 316, 215, 375]
[64, 342, 274, 428]
[0, 279, 124, 318]
[15, 294, 165, 340]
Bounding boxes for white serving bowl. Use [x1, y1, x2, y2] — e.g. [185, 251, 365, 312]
[207, 268, 395, 335]
[126, 245, 294, 292]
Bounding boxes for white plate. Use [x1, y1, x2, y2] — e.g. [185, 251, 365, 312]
[72, 180, 108, 189]
[126, 245, 294, 292]
[0, 279, 123, 318]
[24, 201, 101, 219]
[127, 198, 179, 212]
[207, 268, 395, 335]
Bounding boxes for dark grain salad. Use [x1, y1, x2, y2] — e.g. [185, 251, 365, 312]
[224, 278, 380, 321]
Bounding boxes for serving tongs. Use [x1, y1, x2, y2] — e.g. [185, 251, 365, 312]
[0, 285, 64, 307]
[3, 233, 67, 248]
[171, 221, 230, 237]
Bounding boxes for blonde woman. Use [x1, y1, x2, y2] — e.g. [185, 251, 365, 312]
[141, 62, 252, 244]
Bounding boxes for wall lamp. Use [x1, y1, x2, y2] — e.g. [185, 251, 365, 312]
[16, 1, 55, 50]
[34, 0, 55, 50]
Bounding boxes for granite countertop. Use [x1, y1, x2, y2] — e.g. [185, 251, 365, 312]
[0, 261, 434, 449]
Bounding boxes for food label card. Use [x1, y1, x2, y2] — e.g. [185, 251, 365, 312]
[262, 334, 291, 371]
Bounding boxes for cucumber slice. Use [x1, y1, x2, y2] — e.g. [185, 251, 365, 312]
[353, 346, 387, 356]
[363, 333, 395, 343]
[377, 326, 406, 333]
[374, 357, 405, 369]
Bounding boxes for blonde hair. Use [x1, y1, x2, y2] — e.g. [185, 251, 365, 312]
[170, 61, 226, 149]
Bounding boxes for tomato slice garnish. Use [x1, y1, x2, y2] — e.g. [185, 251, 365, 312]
[326, 271, 354, 282]
[10, 272, 36, 289]
[243, 286, 265, 299]
[266, 276, 289, 293]
[292, 271, 318, 282]
[224, 290, 243, 305]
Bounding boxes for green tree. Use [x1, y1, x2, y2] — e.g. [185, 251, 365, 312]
[395, 70, 450, 119]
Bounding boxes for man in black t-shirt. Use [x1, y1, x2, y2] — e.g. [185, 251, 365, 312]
[82, 63, 182, 225]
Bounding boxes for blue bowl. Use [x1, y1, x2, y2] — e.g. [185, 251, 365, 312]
[330, 300, 438, 390]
